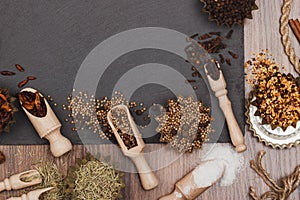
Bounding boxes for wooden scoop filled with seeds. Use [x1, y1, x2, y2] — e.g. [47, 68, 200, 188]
[107, 104, 159, 190]
[19, 88, 72, 157]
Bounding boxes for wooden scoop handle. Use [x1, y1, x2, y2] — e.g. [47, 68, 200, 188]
[218, 95, 246, 153]
[130, 154, 159, 190]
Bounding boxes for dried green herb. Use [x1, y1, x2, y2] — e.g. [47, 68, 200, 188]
[65, 154, 124, 200]
[35, 162, 65, 200]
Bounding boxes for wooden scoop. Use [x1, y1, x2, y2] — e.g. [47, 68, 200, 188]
[19, 88, 72, 157]
[159, 160, 225, 200]
[6, 187, 53, 200]
[0, 170, 42, 192]
[204, 61, 247, 153]
[107, 104, 159, 190]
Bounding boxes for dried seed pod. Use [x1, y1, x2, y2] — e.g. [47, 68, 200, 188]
[228, 51, 239, 59]
[15, 64, 25, 72]
[226, 30, 234, 39]
[226, 58, 232, 65]
[18, 79, 29, 88]
[1, 71, 16, 76]
[27, 76, 37, 80]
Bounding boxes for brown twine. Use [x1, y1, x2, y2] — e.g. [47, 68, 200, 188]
[249, 151, 300, 200]
[280, 0, 300, 74]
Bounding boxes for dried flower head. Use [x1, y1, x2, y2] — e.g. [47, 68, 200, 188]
[156, 96, 213, 153]
[65, 154, 124, 200]
[246, 50, 300, 131]
[201, 0, 258, 26]
[0, 88, 17, 132]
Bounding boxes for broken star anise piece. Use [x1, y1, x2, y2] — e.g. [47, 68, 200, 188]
[0, 88, 17, 133]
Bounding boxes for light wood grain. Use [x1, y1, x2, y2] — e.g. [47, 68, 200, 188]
[1, 0, 300, 199]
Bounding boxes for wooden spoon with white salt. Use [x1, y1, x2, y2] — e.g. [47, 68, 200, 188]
[159, 159, 225, 200]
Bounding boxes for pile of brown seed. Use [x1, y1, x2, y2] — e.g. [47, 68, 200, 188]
[110, 107, 138, 149]
[201, 0, 258, 26]
[246, 50, 300, 131]
[156, 96, 213, 153]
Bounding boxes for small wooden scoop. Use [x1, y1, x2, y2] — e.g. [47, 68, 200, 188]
[19, 88, 72, 157]
[6, 187, 53, 200]
[159, 160, 225, 200]
[107, 104, 159, 190]
[0, 170, 41, 192]
[204, 61, 247, 153]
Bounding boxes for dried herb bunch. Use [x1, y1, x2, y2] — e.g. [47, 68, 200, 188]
[250, 151, 300, 200]
[0, 88, 17, 132]
[110, 107, 138, 149]
[201, 0, 258, 26]
[19, 91, 47, 117]
[65, 154, 124, 200]
[22, 162, 65, 200]
[245, 50, 300, 131]
[156, 96, 213, 153]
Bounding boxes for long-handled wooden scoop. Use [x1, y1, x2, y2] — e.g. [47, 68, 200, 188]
[204, 61, 247, 153]
[0, 170, 41, 192]
[107, 104, 159, 190]
[6, 187, 53, 200]
[19, 88, 72, 157]
[159, 160, 225, 200]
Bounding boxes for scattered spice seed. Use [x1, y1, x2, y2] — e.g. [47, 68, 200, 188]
[225, 58, 231, 65]
[190, 33, 199, 39]
[226, 30, 234, 39]
[155, 96, 213, 153]
[27, 76, 37, 80]
[209, 31, 221, 36]
[18, 79, 29, 88]
[192, 71, 198, 77]
[15, 64, 25, 72]
[193, 86, 198, 90]
[1, 71, 16, 76]
[228, 51, 239, 59]
[187, 79, 196, 83]
[198, 33, 211, 40]
[135, 110, 143, 116]
[219, 54, 225, 63]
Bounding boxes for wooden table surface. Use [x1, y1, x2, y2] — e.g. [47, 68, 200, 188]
[0, 0, 300, 199]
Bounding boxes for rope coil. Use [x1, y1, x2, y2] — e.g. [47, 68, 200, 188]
[280, 0, 300, 74]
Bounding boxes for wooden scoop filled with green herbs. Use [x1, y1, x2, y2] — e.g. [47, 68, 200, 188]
[107, 104, 159, 190]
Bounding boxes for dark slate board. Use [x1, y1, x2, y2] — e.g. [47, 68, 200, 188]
[0, 0, 244, 145]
